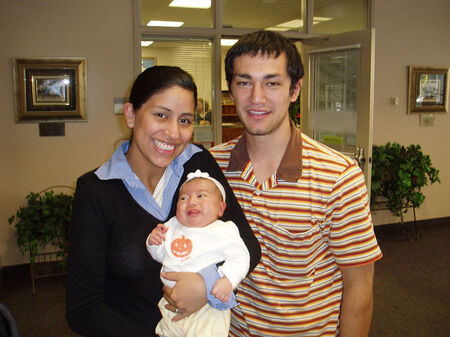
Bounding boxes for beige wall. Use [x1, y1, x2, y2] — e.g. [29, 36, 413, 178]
[0, 0, 134, 266]
[1, 0, 449, 266]
[371, 0, 450, 225]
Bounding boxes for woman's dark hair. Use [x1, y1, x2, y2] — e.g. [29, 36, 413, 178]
[129, 66, 197, 111]
[225, 30, 304, 92]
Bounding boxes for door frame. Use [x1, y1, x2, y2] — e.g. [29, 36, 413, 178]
[299, 29, 375, 195]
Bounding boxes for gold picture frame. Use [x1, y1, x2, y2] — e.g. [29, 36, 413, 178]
[407, 65, 449, 114]
[13, 57, 87, 122]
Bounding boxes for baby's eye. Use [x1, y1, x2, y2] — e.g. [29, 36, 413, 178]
[197, 193, 206, 198]
[180, 195, 188, 201]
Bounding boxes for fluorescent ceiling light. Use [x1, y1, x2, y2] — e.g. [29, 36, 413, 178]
[141, 41, 154, 47]
[313, 16, 332, 23]
[221, 39, 238, 46]
[269, 17, 332, 31]
[147, 20, 184, 27]
[277, 19, 303, 29]
[169, 0, 211, 9]
[266, 27, 290, 32]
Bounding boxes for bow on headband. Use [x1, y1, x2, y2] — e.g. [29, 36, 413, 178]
[183, 169, 226, 201]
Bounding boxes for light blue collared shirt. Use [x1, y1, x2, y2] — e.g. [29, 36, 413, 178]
[95, 141, 201, 221]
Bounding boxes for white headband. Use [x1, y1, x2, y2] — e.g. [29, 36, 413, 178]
[182, 169, 226, 202]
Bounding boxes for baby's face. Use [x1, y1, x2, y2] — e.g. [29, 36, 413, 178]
[176, 178, 226, 228]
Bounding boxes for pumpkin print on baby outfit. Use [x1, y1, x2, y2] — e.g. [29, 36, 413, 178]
[171, 235, 193, 258]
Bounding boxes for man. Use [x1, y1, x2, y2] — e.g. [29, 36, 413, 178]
[210, 30, 382, 336]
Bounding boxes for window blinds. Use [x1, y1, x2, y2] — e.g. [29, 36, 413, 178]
[309, 46, 360, 153]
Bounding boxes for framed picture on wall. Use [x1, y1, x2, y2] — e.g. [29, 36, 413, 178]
[407, 65, 449, 114]
[142, 57, 157, 72]
[13, 57, 87, 122]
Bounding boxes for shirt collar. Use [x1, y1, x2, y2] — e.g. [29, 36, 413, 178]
[95, 140, 201, 185]
[227, 120, 302, 182]
[95, 141, 136, 184]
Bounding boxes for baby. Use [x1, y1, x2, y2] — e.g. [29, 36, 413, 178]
[146, 170, 250, 337]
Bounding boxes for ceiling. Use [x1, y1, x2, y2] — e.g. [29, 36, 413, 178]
[140, 0, 364, 32]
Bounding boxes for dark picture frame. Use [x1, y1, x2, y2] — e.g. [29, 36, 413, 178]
[407, 65, 449, 114]
[13, 58, 87, 122]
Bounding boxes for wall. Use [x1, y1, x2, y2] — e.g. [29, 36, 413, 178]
[0, 0, 134, 266]
[371, 0, 450, 225]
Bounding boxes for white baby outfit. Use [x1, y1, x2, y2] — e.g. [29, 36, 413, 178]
[146, 216, 250, 337]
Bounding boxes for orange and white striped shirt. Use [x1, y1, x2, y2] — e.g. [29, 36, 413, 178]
[210, 123, 382, 336]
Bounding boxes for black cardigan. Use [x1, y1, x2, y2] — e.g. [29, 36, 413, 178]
[66, 147, 260, 337]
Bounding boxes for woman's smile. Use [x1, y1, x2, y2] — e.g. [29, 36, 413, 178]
[153, 139, 175, 152]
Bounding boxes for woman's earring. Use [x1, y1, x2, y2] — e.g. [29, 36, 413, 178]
[129, 122, 134, 128]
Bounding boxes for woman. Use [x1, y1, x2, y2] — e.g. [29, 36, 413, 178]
[66, 66, 260, 337]
[195, 98, 211, 125]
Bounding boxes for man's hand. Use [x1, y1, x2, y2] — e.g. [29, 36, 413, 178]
[211, 276, 232, 303]
[162, 272, 207, 321]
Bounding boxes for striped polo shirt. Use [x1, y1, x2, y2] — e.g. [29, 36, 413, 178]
[210, 122, 382, 336]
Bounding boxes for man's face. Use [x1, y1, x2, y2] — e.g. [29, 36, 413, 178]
[176, 178, 226, 228]
[229, 52, 301, 137]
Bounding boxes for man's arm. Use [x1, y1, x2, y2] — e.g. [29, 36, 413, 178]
[339, 263, 375, 337]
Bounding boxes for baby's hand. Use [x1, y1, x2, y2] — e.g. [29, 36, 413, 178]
[211, 276, 232, 303]
[148, 223, 168, 246]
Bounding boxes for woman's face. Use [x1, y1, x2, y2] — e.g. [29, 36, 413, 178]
[126, 85, 195, 171]
[195, 100, 204, 113]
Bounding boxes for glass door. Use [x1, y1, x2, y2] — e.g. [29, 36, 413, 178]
[141, 37, 214, 147]
[299, 29, 375, 189]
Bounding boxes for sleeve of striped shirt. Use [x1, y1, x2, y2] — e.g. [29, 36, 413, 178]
[327, 163, 382, 267]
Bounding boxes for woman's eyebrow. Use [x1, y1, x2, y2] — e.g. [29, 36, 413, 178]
[179, 112, 195, 118]
[150, 105, 171, 111]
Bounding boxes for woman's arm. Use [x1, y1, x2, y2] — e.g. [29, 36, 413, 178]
[66, 174, 149, 337]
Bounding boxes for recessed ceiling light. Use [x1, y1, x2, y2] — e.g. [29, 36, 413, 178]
[147, 20, 184, 27]
[221, 39, 238, 46]
[276, 19, 303, 29]
[141, 41, 154, 47]
[266, 27, 290, 32]
[169, 0, 211, 8]
[271, 17, 332, 30]
[313, 16, 332, 23]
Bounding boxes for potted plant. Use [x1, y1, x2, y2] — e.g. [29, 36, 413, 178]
[371, 142, 440, 224]
[8, 188, 74, 264]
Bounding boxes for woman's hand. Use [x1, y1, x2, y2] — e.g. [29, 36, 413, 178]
[162, 272, 207, 321]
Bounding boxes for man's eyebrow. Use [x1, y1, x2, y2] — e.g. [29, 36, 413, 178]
[264, 74, 281, 79]
[234, 73, 281, 79]
[234, 73, 251, 79]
